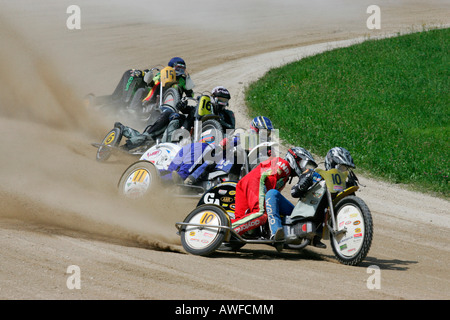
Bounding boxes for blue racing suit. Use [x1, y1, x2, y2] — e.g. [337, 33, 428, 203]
[161, 142, 217, 182]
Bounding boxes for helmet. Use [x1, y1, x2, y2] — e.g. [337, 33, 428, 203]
[211, 86, 231, 113]
[168, 57, 186, 76]
[285, 147, 317, 177]
[250, 116, 274, 133]
[324, 147, 356, 171]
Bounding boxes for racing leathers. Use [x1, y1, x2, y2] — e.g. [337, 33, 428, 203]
[231, 157, 291, 236]
[217, 109, 236, 131]
[264, 169, 323, 239]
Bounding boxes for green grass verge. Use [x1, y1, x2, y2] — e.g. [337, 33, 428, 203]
[245, 28, 449, 198]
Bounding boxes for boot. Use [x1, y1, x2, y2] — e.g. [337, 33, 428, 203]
[114, 122, 124, 132]
[312, 236, 327, 249]
[271, 228, 285, 253]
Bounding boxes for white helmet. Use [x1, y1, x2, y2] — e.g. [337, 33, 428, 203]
[325, 147, 356, 171]
[285, 147, 317, 177]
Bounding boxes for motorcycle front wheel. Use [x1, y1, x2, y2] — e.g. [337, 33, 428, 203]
[117, 160, 160, 199]
[330, 196, 373, 266]
[96, 127, 122, 162]
[180, 204, 229, 256]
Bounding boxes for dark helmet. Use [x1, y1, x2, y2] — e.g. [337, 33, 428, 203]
[324, 147, 356, 171]
[211, 86, 231, 114]
[168, 57, 186, 76]
[250, 116, 274, 133]
[285, 147, 317, 177]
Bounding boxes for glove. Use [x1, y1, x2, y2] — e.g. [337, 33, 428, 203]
[290, 170, 314, 198]
[298, 170, 314, 191]
[176, 100, 188, 113]
[130, 69, 142, 77]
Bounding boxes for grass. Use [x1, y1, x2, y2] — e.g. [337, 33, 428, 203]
[245, 28, 449, 198]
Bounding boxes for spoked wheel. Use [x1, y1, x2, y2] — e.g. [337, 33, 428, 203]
[330, 196, 373, 266]
[117, 160, 160, 199]
[96, 128, 122, 162]
[180, 204, 230, 256]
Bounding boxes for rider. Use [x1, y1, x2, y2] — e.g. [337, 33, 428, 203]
[324, 146, 358, 187]
[325, 146, 355, 171]
[137, 57, 195, 108]
[250, 116, 274, 135]
[248, 116, 275, 159]
[210, 86, 235, 131]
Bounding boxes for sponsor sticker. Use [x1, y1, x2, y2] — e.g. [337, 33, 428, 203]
[221, 196, 233, 203]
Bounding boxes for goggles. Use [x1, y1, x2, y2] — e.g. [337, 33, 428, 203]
[173, 63, 186, 75]
[300, 159, 318, 171]
[216, 97, 229, 107]
[256, 128, 272, 138]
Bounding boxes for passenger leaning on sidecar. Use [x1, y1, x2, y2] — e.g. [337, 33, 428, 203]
[160, 142, 218, 186]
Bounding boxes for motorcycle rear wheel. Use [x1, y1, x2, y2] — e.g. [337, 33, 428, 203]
[330, 196, 373, 266]
[117, 160, 160, 199]
[96, 128, 122, 162]
[161, 87, 181, 112]
[180, 204, 229, 256]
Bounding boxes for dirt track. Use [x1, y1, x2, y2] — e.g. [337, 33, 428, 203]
[0, 0, 449, 300]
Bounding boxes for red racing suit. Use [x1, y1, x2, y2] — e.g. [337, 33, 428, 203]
[232, 157, 291, 235]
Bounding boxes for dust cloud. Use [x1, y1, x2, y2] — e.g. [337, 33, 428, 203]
[0, 11, 190, 251]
